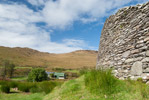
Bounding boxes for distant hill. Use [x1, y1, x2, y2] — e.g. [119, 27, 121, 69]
[0, 46, 98, 69]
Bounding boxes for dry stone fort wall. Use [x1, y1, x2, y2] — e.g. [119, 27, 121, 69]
[96, 2, 149, 82]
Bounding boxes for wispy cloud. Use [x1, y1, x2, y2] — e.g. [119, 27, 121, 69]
[41, 0, 133, 28]
[27, 0, 47, 6]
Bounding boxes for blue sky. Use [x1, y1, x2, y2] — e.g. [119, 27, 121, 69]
[0, 0, 148, 53]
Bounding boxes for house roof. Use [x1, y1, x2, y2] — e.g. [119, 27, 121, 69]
[54, 72, 65, 76]
[46, 72, 54, 75]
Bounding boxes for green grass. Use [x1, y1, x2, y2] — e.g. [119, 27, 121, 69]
[0, 93, 44, 100]
[11, 77, 28, 81]
[0, 85, 1, 92]
[84, 69, 126, 95]
[44, 76, 103, 100]
[0, 80, 60, 99]
[0, 83, 44, 100]
[44, 70, 149, 100]
[64, 69, 79, 73]
[1, 69, 149, 100]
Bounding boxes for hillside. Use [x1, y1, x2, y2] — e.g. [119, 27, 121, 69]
[0, 46, 97, 69]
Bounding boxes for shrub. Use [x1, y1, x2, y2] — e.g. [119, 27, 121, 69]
[0, 81, 18, 88]
[137, 78, 143, 82]
[18, 82, 33, 92]
[30, 86, 39, 93]
[0, 80, 7, 85]
[1, 85, 10, 93]
[71, 73, 79, 77]
[79, 69, 88, 76]
[39, 81, 57, 94]
[28, 68, 48, 82]
[29, 84, 40, 93]
[9, 81, 18, 88]
[29, 81, 60, 94]
[84, 69, 125, 95]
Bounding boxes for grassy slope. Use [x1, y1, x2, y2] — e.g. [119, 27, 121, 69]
[44, 76, 102, 100]
[0, 46, 97, 69]
[44, 76, 149, 100]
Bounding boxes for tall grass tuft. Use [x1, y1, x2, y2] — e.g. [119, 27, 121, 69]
[138, 81, 149, 99]
[84, 69, 125, 95]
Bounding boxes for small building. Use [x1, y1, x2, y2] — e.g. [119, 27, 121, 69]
[54, 72, 65, 79]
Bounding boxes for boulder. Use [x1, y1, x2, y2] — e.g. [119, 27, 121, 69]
[122, 50, 130, 58]
[146, 50, 149, 57]
[131, 61, 142, 76]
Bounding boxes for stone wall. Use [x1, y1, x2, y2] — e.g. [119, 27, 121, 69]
[96, 2, 149, 82]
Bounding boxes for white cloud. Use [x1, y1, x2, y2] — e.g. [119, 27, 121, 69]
[62, 39, 86, 47]
[42, 0, 135, 28]
[42, 0, 149, 28]
[26, 0, 149, 29]
[35, 41, 84, 53]
[80, 18, 97, 23]
[0, 3, 87, 53]
[0, 4, 43, 22]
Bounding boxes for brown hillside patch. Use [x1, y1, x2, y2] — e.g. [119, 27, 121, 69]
[0, 46, 98, 69]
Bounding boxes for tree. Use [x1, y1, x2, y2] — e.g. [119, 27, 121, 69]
[7, 63, 15, 78]
[28, 68, 48, 82]
[0, 60, 15, 79]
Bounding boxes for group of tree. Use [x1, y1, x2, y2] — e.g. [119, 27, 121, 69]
[0, 60, 48, 82]
[28, 68, 48, 82]
[0, 60, 15, 79]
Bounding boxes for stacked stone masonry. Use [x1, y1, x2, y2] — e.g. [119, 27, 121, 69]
[96, 2, 149, 82]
